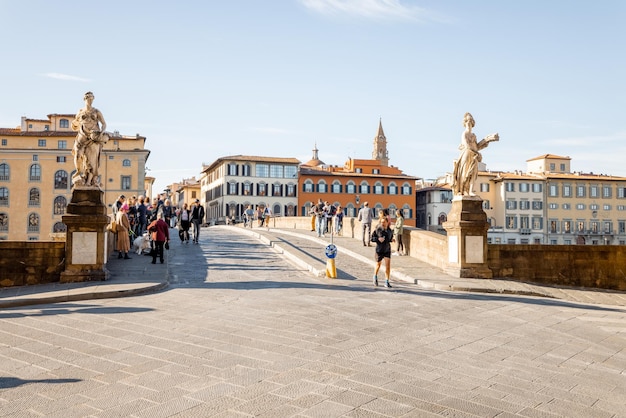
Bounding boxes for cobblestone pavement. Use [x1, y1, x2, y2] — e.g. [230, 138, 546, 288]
[1, 227, 625, 417]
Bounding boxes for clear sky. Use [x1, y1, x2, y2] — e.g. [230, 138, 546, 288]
[1, 1, 624, 195]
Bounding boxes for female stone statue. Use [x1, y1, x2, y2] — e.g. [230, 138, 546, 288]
[71, 91, 109, 187]
[452, 112, 498, 196]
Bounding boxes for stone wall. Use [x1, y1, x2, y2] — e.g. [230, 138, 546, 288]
[488, 245, 626, 291]
[270, 216, 626, 291]
[0, 241, 66, 287]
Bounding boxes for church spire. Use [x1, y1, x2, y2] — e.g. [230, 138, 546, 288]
[372, 118, 389, 166]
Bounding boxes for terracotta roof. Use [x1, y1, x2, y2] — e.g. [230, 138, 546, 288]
[526, 154, 571, 162]
[299, 166, 419, 180]
[0, 128, 72, 137]
[302, 158, 325, 167]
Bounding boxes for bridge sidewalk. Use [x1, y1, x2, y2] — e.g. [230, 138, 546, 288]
[1, 225, 625, 308]
[240, 226, 626, 307]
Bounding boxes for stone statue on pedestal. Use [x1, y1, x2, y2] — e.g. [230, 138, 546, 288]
[452, 112, 499, 196]
[71, 91, 109, 188]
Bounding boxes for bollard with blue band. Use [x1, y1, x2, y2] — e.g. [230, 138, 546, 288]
[325, 242, 337, 278]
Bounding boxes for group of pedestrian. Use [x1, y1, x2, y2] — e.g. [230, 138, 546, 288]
[111, 194, 206, 264]
[310, 199, 344, 237]
[242, 204, 272, 230]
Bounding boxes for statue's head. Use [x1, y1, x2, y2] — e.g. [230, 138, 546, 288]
[84, 91, 94, 101]
[463, 112, 475, 128]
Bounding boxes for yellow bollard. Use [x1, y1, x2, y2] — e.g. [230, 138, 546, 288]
[326, 258, 337, 279]
[325, 243, 338, 279]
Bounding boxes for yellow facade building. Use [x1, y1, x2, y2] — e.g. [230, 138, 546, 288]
[473, 154, 626, 244]
[0, 114, 150, 240]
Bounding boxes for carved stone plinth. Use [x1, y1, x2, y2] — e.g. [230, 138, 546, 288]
[60, 188, 109, 283]
[442, 196, 493, 278]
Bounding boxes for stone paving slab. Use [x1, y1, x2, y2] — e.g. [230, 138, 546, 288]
[0, 227, 625, 417]
[239, 226, 626, 307]
[1, 224, 626, 309]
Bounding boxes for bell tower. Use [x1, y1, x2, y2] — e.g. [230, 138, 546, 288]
[372, 118, 389, 166]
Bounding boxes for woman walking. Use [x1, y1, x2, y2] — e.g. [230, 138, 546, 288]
[371, 217, 394, 288]
[392, 209, 405, 256]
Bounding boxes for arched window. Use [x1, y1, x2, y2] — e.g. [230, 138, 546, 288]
[0, 212, 8, 232]
[273, 203, 281, 216]
[374, 181, 384, 194]
[359, 181, 369, 194]
[388, 182, 398, 195]
[332, 180, 342, 193]
[303, 180, 314, 193]
[29, 164, 41, 181]
[0, 187, 8, 206]
[0, 163, 9, 181]
[345, 203, 356, 217]
[27, 212, 40, 233]
[28, 188, 40, 207]
[123, 159, 131, 167]
[402, 204, 412, 220]
[346, 181, 356, 194]
[242, 181, 252, 196]
[59, 119, 69, 128]
[317, 180, 327, 193]
[53, 222, 67, 233]
[54, 170, 69, 189]
[257, 182, 267, 196]
[54, 196, 67, 215]
[302, 201, 313, 216]
[388, 204, 398, 219]
[286, 204, 295, 216]
[242, 163, 252, 176]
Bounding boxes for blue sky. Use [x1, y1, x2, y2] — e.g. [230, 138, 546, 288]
[1, 0, 625, 195]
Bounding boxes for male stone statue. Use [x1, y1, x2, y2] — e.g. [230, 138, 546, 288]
[452, 112, 499, 196]
[71, 91, 109, 187]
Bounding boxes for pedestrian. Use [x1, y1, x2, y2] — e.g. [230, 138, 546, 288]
[115, 203, 132, 259]
[136, 196, 147, 234]
[162, 199, 173, 227]
[263, 205, 272, 230]
[357, 201, 373, 246]
[190, 198, 204, 244]
[128, 196, 137, 236]
[147, 212, 170, 264]
[245, 205, 254, 228]
[178, 202, 191, 243]
[315, 199, 326, 238]
[378, 208, 391, 224]
[334, 205, 344, 236]
[324, 201, 334, 234]
[371, 217, 394, 288]
[309, 204, 317, 231]
[256, 206, 264, 227]
[113, 194, 125, 215]
[393, 209, 405, 256]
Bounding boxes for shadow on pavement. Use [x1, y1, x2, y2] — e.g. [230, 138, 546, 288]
[0, 377, 82, 389]
[0, 303, 154, 319]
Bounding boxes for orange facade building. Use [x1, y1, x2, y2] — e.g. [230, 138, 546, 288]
[298, 120, 419, 226]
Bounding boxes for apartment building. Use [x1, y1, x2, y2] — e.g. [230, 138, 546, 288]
[298, 121, 419, 225]
[199, 155, 301, 224]
[474, 154, 626, 244]
[0, 114, 149, 240]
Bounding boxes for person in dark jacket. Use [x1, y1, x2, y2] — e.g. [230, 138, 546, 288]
[371, 217, 394, 288]
[147, 213, 170, 264]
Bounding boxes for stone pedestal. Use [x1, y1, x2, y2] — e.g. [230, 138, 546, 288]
[60, 188, 109, 283]
[442, 196, 493, 278]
